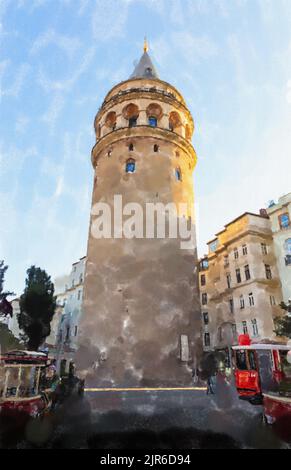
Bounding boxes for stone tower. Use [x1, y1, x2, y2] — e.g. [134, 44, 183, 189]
[76, 42, 202, 387]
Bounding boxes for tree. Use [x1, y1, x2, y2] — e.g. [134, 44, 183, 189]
[18, 266, 56, 350]
[0, 260, 14, 317]
[274, 301, 291, 339]
[0, 323, 22, 353]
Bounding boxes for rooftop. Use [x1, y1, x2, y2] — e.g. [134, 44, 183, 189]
[130, 39, 159, 80]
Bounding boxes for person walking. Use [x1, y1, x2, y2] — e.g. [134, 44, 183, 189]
[207, 375, 215, 395]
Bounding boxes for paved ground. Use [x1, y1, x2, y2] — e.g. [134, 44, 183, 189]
[1, 378, 290, 449]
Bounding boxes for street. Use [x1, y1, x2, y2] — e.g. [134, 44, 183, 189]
[1, 378, 290, 449]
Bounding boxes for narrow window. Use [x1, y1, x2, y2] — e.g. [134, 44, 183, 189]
[200, 274, 206, 286]
[279, 213, 290, 229]
[175, 168, 182, 182]
[218, 327, 223, 343]
[203, 312, 209, 325]
[226, 273, 231, 289]
[242, 321, 248, 335]
[126, 160, 136, 173]
[240, 295, 245, 309]
[270, 295, 276, 306]
[204, 333, 210, 347]
[129, 143, 134, 151]
[129, 116, 138, 128]
[261, 243, 268, 255]
[180, 335, 189, 362]
[242, 244, 248, 256]
[249, 292, 254, 306]
[77, 290, 82, 301]
[66, 327, 70, 341]
[284, 239, 291, 266]
[265, 264, 272, 280]
[244, 264, 251, 281]
[251, 319, 259, 337]
[148, 116, 157, 127]
[229, 297, 234, 314]
[236, 268, 241, 283]
[234, 248, 239, 260]
[202, 293, 208, 305]
[224, 255, 229, 268]
[74, 326, 78, 337]
[154, 144, 159, 152]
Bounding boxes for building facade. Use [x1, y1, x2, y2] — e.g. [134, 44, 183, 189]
[47, 257, 86, 373]
[0, 298, 21, 340]
[199, 212, 283, 352]
[266, 193, 291, 304]
[76, 43, 202, 387]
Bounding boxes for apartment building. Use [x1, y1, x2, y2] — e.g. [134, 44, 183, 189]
[266, 193, 291, 303]
[199, 212, 283, 351]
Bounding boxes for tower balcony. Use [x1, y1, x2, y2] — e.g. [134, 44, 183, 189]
[91, 125, 197, 169]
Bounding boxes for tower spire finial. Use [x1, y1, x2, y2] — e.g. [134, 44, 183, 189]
[143, 37, 149, 53]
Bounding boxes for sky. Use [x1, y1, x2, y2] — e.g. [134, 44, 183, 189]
[1, 0, 291, 296]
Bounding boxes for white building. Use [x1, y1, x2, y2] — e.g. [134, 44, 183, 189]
[199, 212, 283, 352]
[0, 298, 22, 339]
[267, 193, 291, 303]
[49, 257, 86, 374]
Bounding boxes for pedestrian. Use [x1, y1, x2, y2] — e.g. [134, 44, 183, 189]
[207, 375, 215, 395]
[192, 367, 199, 384]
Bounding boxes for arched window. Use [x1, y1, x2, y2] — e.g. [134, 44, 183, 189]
[129, 116, 138, 128]
[169, 111, 182, 132]
[145, 67, 153, 77]
[126, 159, 136, 174]
[148, 116, 157, 127]
[105, 111, 117, 130]
[154, 144, 159, 152]
[146, 103, 162, 128]
[175, 167, 182, 181]
[185, 124, 191, 140]
[122, 103, 139, 128]
[285, 238, 291, 254]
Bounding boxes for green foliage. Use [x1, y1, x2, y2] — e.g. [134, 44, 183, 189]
[0, 323, 22, 353]
[0, 260, 14, 301]
[18, 266, 56, 350]
[274, 302, 291, 339]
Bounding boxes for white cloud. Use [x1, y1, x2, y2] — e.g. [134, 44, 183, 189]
[0, 142, 38, 177]
[0, 63, 30, 99]
[286, 80, 291, 104]
[78, 0, 89, 15]
[54, 174, 64, 198]
[41, 94, 65, 133]
[91, 0, 132, 41]
[30, 28, 81, 59]
[15, 115, 30, 133]
[37, 46, 96, 92]
[172, 32, 218, 65]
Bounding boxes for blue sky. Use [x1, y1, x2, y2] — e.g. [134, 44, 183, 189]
[1, 0, 291, 295]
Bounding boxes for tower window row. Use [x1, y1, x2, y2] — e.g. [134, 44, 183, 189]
[125, 159, 182, 181]
[98, 102, 192, 140]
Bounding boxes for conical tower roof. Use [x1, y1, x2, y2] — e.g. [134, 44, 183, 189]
[130, 39, 159, 80]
